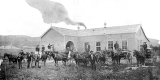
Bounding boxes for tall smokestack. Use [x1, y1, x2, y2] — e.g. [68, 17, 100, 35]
[77, 22, 86, 29]
[26, 0, 86, 29]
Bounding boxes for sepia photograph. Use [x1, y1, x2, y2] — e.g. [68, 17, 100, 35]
[0, 0, 160, 80]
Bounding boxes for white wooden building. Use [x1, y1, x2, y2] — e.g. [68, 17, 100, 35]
[40, 24, 150, 54]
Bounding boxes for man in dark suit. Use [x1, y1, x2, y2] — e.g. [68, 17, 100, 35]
[27, 52, 32, 68]
[42, 45, 45, 54]
[19, 50, 25, 56]
[36, 45, 40, 54]
[143, 42, 147, 54]
[89, 51, 96, 70]
[114, 41, 119, 50]
[17, 53, 23, 69]
[48, 44, 51, 50]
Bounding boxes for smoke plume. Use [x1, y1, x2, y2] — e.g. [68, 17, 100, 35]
[26, 0, 86, 29]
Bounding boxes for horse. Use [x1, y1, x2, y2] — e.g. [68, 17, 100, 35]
[94, 51, 107, 64]
[133, 50, 145, 66]
[109, 51, 119, 64]
[30, 52, 42, 68]
[72, 52, 90, 67]
[109, 48, 123, 65]
[41, 51, 49, 66]
[3, 53, 18, 64]
[45, 51, 52, 60]
[125, 51, 132, 64]
[28, 51, 49, 68]
[50, 51, 69, 66]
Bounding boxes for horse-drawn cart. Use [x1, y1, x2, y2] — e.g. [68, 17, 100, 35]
[120, 50, 129, 59]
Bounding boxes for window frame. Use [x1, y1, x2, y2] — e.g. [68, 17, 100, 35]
[108, 41, 113, 50]
[96, 42, 101, 52]
[122, 40, 128, 50]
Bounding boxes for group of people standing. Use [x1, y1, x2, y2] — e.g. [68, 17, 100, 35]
[84, 41, 120, 70]
[16, 42, 148, 70]
[35, 44, 53, 54]
[17, 50, 33, 69]
[16, 44, 47, 69]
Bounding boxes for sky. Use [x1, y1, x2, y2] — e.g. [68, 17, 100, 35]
[0, 0, 160, 42]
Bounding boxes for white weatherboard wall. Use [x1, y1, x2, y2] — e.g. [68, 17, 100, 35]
[77, 33, 136, 54]
[41, 29, 65, 51]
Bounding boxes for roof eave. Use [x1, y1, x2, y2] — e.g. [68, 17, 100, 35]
[139, 26, 150, 42]
[40, 27, 52, 39]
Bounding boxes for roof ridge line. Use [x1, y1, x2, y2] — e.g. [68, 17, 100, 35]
[51, 26, 77, 31]
[79, 24, 141, 31]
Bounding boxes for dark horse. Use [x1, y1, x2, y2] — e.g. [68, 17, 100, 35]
[30, 52, 41, 68]
[29, 51, 49, 68]
[94, 51, 106, 64]
[41, 51, 49, 66]
[110, 51, 120, 64]
[133, 50, 145, 66]
[3, 53, 18, 64]
[109, 50, 121, 65]
[73, 52, 90, 67]
[50, 51, 69, 66]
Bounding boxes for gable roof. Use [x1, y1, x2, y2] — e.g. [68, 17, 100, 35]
[51, 27, 78, 36]
[40, 24, 149, 42]
[78, 24, 141, 36]
[138, 26, 150, 42]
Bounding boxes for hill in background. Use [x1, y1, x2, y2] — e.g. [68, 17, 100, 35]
[0, 35, 40, 48]
[0, 35, 40, 56]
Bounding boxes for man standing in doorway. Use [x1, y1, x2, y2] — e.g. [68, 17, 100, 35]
[114, 41, 119, 50]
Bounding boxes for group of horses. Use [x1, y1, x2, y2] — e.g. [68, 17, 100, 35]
[3, 52, 48, 68]
[2, 48, 151, 69]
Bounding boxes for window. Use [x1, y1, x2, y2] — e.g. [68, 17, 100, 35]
[122, 40, 127, 50]
[96, 42, 101, 51]
[108, 41, 113, 50]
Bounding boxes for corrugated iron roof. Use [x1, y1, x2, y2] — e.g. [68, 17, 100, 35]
[51, 24, 141, 36]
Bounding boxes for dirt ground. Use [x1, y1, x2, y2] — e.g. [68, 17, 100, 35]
[3, 60, 160, 80]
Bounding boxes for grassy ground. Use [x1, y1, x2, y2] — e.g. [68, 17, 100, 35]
[4, 60, 160, 80]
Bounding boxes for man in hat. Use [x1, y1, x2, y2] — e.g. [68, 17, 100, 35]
[27, 52, 32, 68]
[48, 44, 51, 51]
[17, 53, 23, 69]
[35, 45, 40, 54]
[114, 41, 119, 50]
[19, 50, 25, 56]
[143, 42, 147, 54]
[140, 45, 145, 57]
[41, 45, 45, 54]
[89, 51, 96, 70]
[1, 58, 7, 79]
